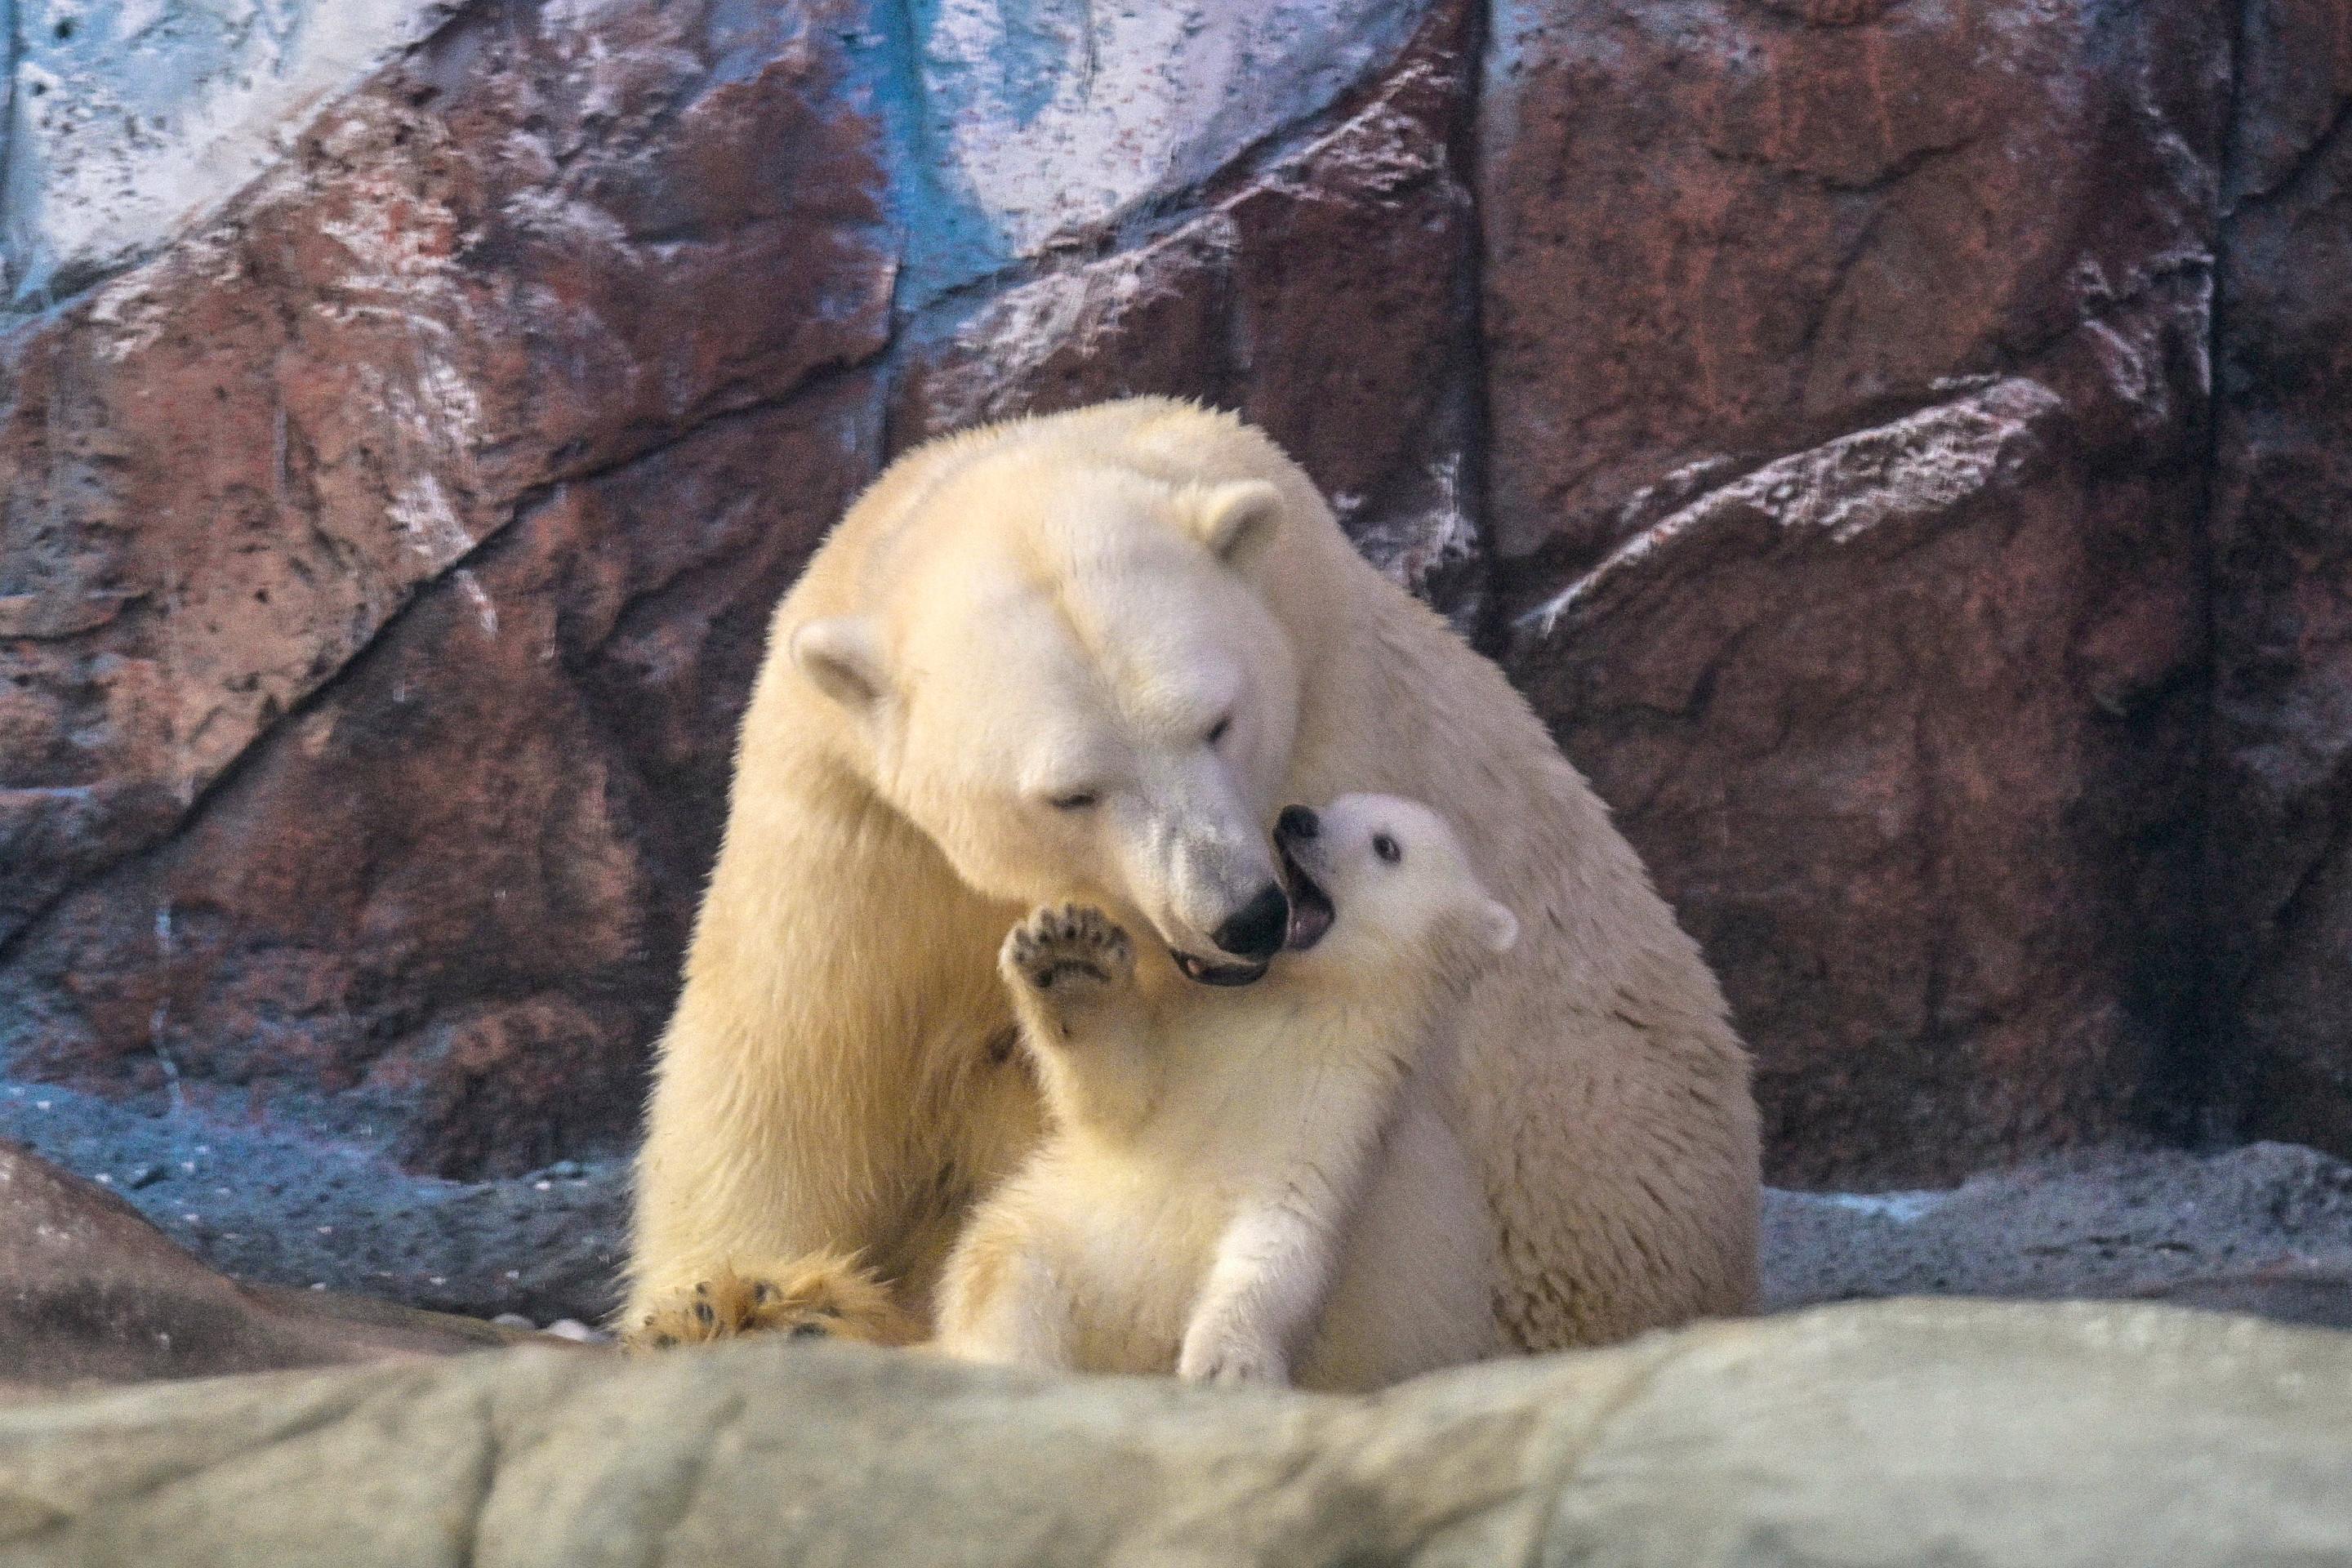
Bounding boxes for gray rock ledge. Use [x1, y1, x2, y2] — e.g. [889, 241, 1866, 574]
[1, 1297, 2346, 1566]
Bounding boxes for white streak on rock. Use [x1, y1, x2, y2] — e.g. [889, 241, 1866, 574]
[388, 473, 473, 574]
[917, 212, 1239, 430]
[908, 0, 1427, 288]
[82, 225, 244, 362]
[1522, 377, 2063, 638]
[454, 569, 497, 639]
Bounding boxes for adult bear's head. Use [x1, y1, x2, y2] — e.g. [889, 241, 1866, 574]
[789, 452, 1301, 985]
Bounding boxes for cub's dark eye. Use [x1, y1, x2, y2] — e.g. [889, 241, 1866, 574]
[1049, 791, 1098, 813]
[1372, 833, 1401, 864]
[1205, 715, 1231, 746]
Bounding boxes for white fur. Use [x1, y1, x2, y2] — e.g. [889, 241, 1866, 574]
[936, 797, 1506, 1391]
[625, 398, 1760, 1349]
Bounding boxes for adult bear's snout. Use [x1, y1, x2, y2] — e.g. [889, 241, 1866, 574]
[1211, 882, 1291, 962]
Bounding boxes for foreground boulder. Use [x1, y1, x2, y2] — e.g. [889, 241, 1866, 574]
[1, 1298, 2346, 1565]
[0, 1142, 532, 1396]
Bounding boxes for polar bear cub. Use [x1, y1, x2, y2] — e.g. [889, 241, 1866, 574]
[933, 794, 1518, 1392]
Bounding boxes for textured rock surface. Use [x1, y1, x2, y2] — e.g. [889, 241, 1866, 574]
[888, 0, 1436, 301]
[0, 0, 1490, 1181]
[0, 1140, 537, 1397]
[0, 0, 893, 1176]
[2, 1299, 2350, 1564]
[1485, 0, 2225, 1183]
[1762, 1141, 2352, 1317]
[0, 1081, 626, 1321]
[0, 0, 457, 305]
[2207, 0, 2352, 1157]
[889, 0, 1486, 617]
[3, 0, 2352, 1199]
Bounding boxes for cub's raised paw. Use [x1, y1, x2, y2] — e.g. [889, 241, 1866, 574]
[1003, 903, 1134, 999]
[623, 1251, 923, 1352]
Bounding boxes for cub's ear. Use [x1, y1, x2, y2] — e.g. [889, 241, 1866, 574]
[1192, 479, 1284, 566]
[790, 617, 889, 712]
[1474, 899, 1520, 956]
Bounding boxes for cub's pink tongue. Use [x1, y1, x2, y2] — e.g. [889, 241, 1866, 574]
[1278, 846, 1335, 951]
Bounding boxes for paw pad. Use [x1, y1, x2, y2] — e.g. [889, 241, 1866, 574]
[1007, 903, 1134, 992]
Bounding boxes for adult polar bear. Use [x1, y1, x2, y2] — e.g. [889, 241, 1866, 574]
[626, 398, 1758, 1350]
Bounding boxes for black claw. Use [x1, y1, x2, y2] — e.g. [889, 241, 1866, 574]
[752, 1281, 776, 1304]
[791, 1321, 828, 1341]
[693, 1300, 715, 1326]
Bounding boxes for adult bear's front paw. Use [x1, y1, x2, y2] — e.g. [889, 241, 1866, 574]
[623, 1253, 923, 1352]
[1002, 903, 1134, 1001]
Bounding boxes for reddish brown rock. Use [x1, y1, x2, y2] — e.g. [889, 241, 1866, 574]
[1512, 368, 2208, 1186]
[3, 388, 876, 1176]
[0, 0, 891, 956]
[1479, 0, 2226, 567]
[2207, 0, 2352, 1157]
[1484, 0, 2225, 1183]
[0, 0, 891, 1175]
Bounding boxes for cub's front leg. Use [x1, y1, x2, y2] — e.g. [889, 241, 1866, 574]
[1177, 1202, 1332, 1386]
[1179, 1080, 1406, 1388]
[999, 904, 1160, 1134]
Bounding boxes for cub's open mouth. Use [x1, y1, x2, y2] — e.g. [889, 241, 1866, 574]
[1171, 951, 1269, 986]
[1277, 839, 1335, 951]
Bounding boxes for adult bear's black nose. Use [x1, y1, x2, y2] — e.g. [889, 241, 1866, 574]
[1276, 805, 1319, 840]
[1213, 882, 1290, 961]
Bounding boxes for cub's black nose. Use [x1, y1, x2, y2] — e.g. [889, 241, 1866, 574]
[1276, 805, 1319, 840]
[1212, 882, 1290, 962]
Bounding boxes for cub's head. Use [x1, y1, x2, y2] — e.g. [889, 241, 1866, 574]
[1271, 794, 1517, 982]
[789, 454, 1302, 985]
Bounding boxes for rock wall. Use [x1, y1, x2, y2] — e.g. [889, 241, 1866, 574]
[2207, 0, 2352, 1158]
[0, 0, 2347, 1187]
[1483, 0, 2226, 1183]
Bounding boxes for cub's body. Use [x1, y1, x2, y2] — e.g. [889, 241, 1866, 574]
[937, 799, 1512, 1392]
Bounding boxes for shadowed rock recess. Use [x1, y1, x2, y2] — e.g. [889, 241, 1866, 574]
[0, 0, 2349, 1232]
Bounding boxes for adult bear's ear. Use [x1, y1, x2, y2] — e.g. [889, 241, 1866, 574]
[1192, 479, 1283, 567]
[791, 617, 890, 712]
